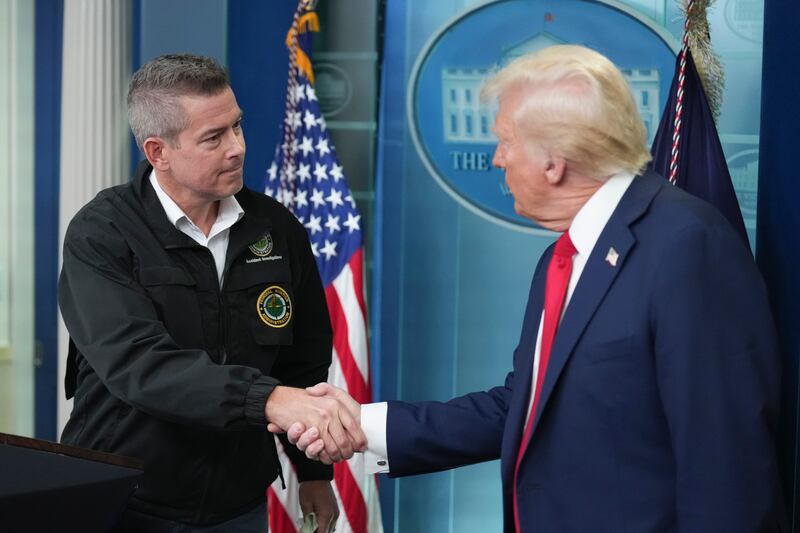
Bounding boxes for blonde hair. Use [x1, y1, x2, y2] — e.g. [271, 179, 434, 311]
[482, 45, 651, 178]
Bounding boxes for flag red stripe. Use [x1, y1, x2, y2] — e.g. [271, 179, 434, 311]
[268, 486, 298, 533]
[324, 284, 370, 403]
[334, 461, 368, 533]
[349, 248, 369, 332]
[347, 250, 373, 399]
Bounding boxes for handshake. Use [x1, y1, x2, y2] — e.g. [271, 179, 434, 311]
[265, 383, 365, 464]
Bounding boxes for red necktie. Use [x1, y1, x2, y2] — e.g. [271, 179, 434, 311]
[513, 231, 577, 532]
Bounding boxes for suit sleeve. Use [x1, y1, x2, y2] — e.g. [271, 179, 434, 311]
[385, 373, 514, 477]
[384, 247, 550, 478]
[270, 216, 334, 482]
[650, 223, 784, 532]
[59, 206, 278, 431]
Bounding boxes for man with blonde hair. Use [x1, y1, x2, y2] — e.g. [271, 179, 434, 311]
[286, 45, 786, 532]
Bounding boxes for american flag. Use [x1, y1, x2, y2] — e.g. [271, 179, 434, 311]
[265, 2, 383, 533]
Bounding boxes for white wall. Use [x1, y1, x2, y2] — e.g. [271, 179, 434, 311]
[0, 0, 36, 437]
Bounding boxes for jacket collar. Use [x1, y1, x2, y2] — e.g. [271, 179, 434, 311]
[132, 160, 273, 262]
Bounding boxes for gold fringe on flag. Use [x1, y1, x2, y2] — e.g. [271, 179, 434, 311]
[285, 11, 320, 84]
[680, 0, 725, 121]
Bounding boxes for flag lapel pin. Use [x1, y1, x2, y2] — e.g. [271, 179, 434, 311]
[605, 247, 619, 267]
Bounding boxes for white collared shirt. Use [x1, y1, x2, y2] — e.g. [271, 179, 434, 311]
[361, 171, 635, 473]
[522, 171, 635, 423]
[149, 170, 244, 285]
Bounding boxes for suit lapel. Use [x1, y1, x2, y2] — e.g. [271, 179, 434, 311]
[502, 250, 550, 483]
[528, 172, 664, 437]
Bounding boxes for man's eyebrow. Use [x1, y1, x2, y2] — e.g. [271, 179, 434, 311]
[198, 112, 244, 138]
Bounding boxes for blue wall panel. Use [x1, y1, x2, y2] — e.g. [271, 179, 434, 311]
[372, 2, 406, 525]
[34, 0, 64, 441]
[757, 1, 800, 528]
[139, 0, 227, 65]
[227, 0, 297, 192]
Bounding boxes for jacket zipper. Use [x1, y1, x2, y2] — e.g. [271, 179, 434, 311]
[197, 248, 226, 521]
[218, 290, 228, 365]
[210, 248, 229, 365]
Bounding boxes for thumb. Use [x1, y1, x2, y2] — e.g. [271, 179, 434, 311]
[306, 382, 333, 396]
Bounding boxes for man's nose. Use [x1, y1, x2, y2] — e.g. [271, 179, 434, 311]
[492, 146, 503, 168]
[227, 130, 245, 156]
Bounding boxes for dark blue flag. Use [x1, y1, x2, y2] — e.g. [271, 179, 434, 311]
[651, 49, 749, 245]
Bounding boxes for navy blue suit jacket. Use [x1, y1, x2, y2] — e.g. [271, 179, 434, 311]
[386, 171, 786, 532]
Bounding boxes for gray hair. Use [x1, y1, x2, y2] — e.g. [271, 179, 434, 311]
[127, 54, 231, 149]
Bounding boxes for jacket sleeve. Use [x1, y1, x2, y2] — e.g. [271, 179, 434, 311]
[59, 206, 277, 431]
[382, 245, 550, 478]
[650, 222, 785, 532]
[385, 375, 513, 477]
[270, 216, 334, 481]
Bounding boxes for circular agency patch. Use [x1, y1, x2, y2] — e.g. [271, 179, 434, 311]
[256, 286, 292, 328]
[249, 234, 274, 257]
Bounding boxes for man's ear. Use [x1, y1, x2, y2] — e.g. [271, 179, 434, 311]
[142, 137, 170, 171]
[544, 154, 567, 185]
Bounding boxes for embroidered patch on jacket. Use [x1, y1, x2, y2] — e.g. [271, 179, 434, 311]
[256, 286, 292, 328]
[249, 234, 274, 257]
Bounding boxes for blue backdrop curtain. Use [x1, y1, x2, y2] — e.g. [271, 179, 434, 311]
[757, 1, 800, 529]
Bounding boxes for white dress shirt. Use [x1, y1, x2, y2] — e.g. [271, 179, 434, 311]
[149, 170, 244, 285]
[361, 171, 635, 473]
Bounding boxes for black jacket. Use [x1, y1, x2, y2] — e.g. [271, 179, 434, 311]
[59, 162, 333, 524]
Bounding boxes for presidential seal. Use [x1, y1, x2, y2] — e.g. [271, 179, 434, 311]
[249, 234, 274, 257]
[256, 286, 292, 328]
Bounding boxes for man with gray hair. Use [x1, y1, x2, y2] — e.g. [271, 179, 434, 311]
[287, 45, 786, 532]
[59, 54, 365, 532]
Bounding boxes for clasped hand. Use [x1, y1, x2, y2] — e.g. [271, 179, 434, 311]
[266, 384, 364, 463]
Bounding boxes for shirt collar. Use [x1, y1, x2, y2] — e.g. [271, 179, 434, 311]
[214, 195, 245, 233]
[149, 169, 244, 231]
[569, 171, 635, 258]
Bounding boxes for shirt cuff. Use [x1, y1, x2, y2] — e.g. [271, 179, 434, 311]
[361, 402, 389, 473]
